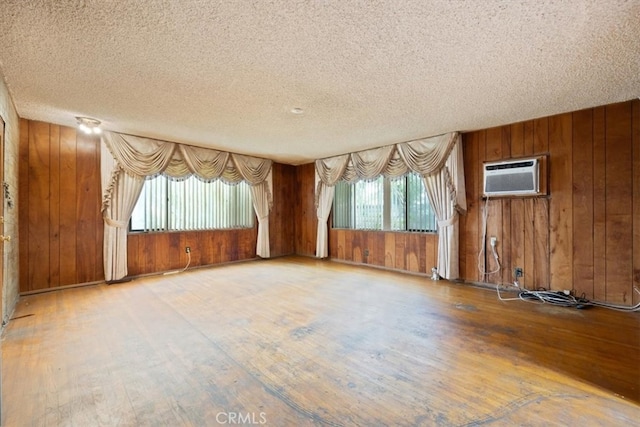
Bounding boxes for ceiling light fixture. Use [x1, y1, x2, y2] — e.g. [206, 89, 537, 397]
[290, 107, 304, 115]
[76, 116, 102, 134]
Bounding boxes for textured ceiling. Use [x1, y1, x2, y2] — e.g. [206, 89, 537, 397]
[0, 1, 639, 164]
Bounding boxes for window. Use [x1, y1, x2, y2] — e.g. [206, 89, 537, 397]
[332, 172, 436, 232]
[130, 175, 254, 232]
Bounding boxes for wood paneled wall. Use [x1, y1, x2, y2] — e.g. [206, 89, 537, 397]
[18, 100, 639, 305]
[329, 229, 438, 274]
[19, 119, 104, 292]
[270, 163, 296, 257]
[19, 119, 296, 286]
[295, 161, 439, 275]
[461, 100, 640, 305]
[127, 228, 257, 275]
[295, 163, 317, 256]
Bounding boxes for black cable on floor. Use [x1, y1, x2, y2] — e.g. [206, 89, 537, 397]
[496, 285, 640, 312]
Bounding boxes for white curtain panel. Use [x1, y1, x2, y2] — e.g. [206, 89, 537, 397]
[103, 172, 145, 282]
[101, 132, 273, 282]
[422, 168, 457, 279]
[100, 143, 145, 281]
[250, 179, 273, 258]
[422, 137, 466, 279]
[313, 132, 466, 279]
[315, 179, 336, 258]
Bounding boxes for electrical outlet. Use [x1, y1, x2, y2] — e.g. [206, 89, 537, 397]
[514, 267, 523, 278]
[490, 236, 497, 247]
[185, 246, 191, 253]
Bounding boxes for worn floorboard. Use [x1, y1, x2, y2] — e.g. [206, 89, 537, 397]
[2, 256, 639, 426]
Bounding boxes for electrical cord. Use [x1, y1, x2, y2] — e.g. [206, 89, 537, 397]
[163, 250, 191, 275]
[497, 284, 640, 312]
[477, 196, 501, 276]
[181, 250, 191, 272]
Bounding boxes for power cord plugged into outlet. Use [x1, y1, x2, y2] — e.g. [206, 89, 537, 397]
[513, 267, 523, 287]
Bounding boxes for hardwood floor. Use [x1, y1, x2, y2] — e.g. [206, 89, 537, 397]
[2, 256, 639, 426]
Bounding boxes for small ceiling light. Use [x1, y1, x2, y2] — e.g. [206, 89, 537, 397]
[76, 117, 102, 134]
[290, 107, 304, 115]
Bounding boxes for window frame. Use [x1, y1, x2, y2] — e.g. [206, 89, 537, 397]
[129, 175, 255, 233]
[331, 173, 437, 233]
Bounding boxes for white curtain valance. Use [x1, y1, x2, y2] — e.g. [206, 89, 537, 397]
[315, 132, 457, 185]
[102, 132, 273, 210]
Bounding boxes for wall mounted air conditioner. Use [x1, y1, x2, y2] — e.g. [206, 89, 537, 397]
[483, 158, 539, 197]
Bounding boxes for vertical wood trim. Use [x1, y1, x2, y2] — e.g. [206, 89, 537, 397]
[168, 233, 182, 269]
[59, 126, 78, 286]
[75, 133, 100, 284]
[572, 109, 595, 299]
[632, 99, 640, 305]
[511, 122, 524, 158]
[548, 113, 573, 290]
[485, 198, 502, 282]
[462, 132, 479, 281]
[95, 144, 104, 280]
[18, 119, 30, 292]
[295, 163, 316, 256]
[500, 125, 512, 284]
[406, 234, 419, 273]
[510, 198, 525, 287]
[384, 233, 394, 268]
[426, 234, 437, 271]
[523, 199, 535, 289]
[394, 233, 405, 270]
[337, 229, 345, 259]
[485, 127, 502, 161]
[49, 125, 61, 288]
[28, 121, 51, 291]
[501, 125, 511, 158]
[501, 200, 511, 284]
[270, 163, 296, 257]
[477, 130, 487, 282]
[593, 106, 607, 301]
[328, 229, 337, 258]
[523, 120, 534, 156]
[533, 198, 550, 289]
[155, 233, 171, 272]
[127, 234, 140, 275]
[534, 117, 549, 154]
[604, 102, 633, 304]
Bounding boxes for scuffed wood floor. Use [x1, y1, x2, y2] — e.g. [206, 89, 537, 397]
[2, 256, 639, 426]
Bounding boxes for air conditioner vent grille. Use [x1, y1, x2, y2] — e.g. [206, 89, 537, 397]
[483, 158, 540, 196]
[485, 172, 535, 193]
